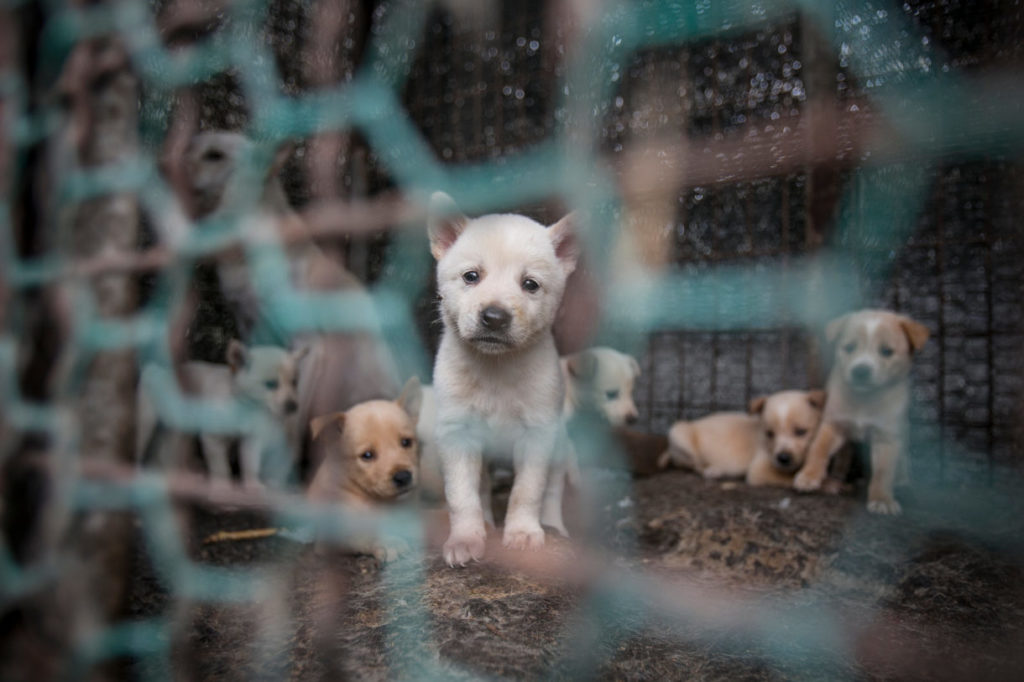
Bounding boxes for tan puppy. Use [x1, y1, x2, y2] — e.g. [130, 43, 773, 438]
[428, 192, 580, 566]
[561, 346, 641, 426]
[307, 377, 422, 561]
[658, 390, 826, 487]
[793, 309, 930, 513]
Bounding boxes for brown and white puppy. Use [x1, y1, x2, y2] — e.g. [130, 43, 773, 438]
[184, 132, 399, 476]
[306, 377, 422, 561]
[793, 309, 930, 513]
[658, 390, 826, 487]
[136, 340, 306, 488]
[428, 192, 580, 566]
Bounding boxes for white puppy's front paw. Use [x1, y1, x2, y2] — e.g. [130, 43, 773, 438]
[443, 518, 487, 567]
[867, 498, 902, 515]
[502, 518, 546, 551]
[793, 469, 823, 492]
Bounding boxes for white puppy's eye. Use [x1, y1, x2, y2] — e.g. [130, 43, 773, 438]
[879, 345, 894, 357]
[794, 427, 808, 437]
[264, 380, 278, 390]
[360, 450, 375, 461]
[462, 271, 480, 284]
[765, 429, 775, 439]
[843, 342, 857, 354]
[605, 389, 620, 400]
[522, 278, 539, 293]
[400, 437, 413, 448]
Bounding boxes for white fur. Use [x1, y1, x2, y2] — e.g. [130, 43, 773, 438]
[136, 342, 306, 489]
[428, 192, 579, 566]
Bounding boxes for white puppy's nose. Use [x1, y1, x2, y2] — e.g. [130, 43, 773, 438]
[480, 306, 511, 332]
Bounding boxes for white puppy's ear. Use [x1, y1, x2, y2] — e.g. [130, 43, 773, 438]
[807, 390, 827, 410]
[310, 412, 346, 440]
[427, 192, 468, 260]
[566, 350, 597, 382]
[226, 340, 248, 373]
[396, 376, 423, 422]
[548, 211, 581, 276]
[627, 354, 641, 378]
[825, 313, 851, 344]
[748, 396, 767, 415]
[291, 343, 312, 363]
[898, 316, 930, 352]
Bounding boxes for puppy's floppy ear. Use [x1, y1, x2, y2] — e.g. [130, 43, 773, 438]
[310, 412, 346, 441]
[427, 192, 468, 260]
[291, 342, 312, 363]
[748, 396, 767, 415]
[825, 313, 851, 344]
[566, 350, 597, 382]
[548, 211, 581, 276]
[226, 340, 248, 373]
[396, 376, 423, 422]
[627, 354, 641, 379]
[807, 390, 827, 411]
[898, 316, 930, 352]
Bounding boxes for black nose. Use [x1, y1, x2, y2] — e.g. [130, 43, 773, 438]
[480, 306, 511, 332]
[775, 451, 793, 467]
[283, 399, 298, 414]
[392, 470, 413, 489]
[625, 413, 638, 425]
[851, 364, 872, 382]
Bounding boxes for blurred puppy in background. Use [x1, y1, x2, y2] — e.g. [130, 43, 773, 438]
[561, 347, 641, 426]
[182, 132, 399, 478]
[307, 377, 422, 561]
[659, 389, 826, 488]
[794, 309, 929, 514]
[136, 340, 306, 489]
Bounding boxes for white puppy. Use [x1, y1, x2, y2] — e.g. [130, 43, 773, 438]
[794, 309, 929, 513]
[136, 340, 306, 488]
[184, 132, 398, 475]
[427, 192, 580, 566]
[561, 347, 641, 426]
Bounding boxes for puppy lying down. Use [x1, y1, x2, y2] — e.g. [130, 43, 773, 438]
[659, 390, 826, 487]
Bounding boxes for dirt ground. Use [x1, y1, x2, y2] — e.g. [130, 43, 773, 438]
[127, 467, 1024, 681]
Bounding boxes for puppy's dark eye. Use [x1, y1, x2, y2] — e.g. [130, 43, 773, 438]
[400, 437, 413, 448]
[522, 278, 540, 293]
[605, 389, 620, 400]
[879, 345, 894, 358]
[202, 149, 226, 162]
[765, 430, 775, 439]
[360, 450, 375, 461]
[794, 427, 808, 437]
[264, 380, 279, 390]
[843, 342, 857, 354]
[462, 271, 480, 284]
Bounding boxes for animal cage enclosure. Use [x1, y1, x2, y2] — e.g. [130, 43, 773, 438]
[2, 0, 1024, 679]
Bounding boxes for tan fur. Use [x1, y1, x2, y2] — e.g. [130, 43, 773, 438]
[659, 390, 826, 487]
[427, 192, 580, 566]
[795, 309, 930, 513]
[306, 378, 422, 561]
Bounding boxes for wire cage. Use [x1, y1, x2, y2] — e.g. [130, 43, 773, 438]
[2, 0, 1024, 679]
